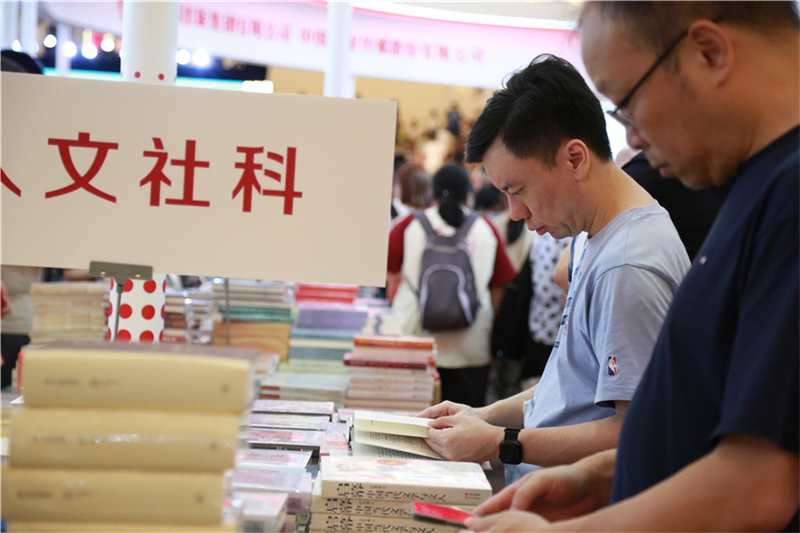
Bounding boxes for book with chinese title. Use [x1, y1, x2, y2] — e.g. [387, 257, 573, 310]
[318, 456, 491, 505]
[251, 399, 335, 419]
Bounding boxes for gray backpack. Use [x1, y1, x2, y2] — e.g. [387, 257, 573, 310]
[414, 210, 481, 331]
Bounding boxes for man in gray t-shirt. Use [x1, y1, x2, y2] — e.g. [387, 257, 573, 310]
[419, 55, 690, 474]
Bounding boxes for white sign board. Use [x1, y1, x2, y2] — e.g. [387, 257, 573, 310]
[1, 73, 396, 286]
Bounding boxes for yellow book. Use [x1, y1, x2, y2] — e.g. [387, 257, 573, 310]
[7, 522, 235, 532]
[2, 466, 224, 524]
[21, 349, 252, 413]
[9, 407, 238, 472]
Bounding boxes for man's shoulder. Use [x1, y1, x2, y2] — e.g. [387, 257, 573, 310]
[592, 203, 688, 274]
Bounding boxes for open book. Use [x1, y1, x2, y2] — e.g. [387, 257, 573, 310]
[349, 411, 442, 460]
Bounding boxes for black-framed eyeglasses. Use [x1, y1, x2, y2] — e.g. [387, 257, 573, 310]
[606, 16, 723, 128]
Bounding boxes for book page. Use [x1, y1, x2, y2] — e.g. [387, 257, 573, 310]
[352, 430, 443, 460]
[353, 411, 432, 438]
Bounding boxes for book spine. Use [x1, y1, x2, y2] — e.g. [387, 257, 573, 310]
[352, 337, 435, 351]
[344, 357, 432, 370]
[21, 350, 252, 413]
[346, 390, 433, 401]
[309, 513, 458, 533]
[319, 480, 490, 505]
[1, 466, 224, 524]
[9, 408, 238, 472]
[311, 496, 416, 518]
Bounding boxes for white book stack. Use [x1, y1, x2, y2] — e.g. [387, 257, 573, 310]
[310, 456, 490, 533]
[3, 344, 257, 531]
[345, 335, 439, 412]
[29, 282, 108, 344]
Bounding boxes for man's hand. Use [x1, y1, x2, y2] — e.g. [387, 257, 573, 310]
[425, 415, 503, 462]
[416, 401, 482, 420]
[466, 510, 551, 532]
[475, 450, 616, 521]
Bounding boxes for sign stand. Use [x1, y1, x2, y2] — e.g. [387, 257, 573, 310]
[89, 261, 153, 342]
[224, 277, 232, 346]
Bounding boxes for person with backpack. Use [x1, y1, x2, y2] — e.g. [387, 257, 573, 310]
[387, 164, 517, 408]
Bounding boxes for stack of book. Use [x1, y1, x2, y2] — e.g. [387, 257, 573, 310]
[185, 291, 215, 345]
[288, 323, 359, 363]
[3, 343, 255, 531]
[29, 282, 108, 344]
[310, 456, 491, 533]
[211, 279, 293, 360]
[345, 335, 439, 412]
[258, 372, 350, 407]
[293, 283, 359, 305]
[162, 289, 190, 344]
[212, 279, 293, 322]
[248, 399, 336, 458]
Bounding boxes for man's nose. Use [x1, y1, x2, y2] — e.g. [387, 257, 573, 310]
[508, 197, 531, 222]
[626, 124, 647, 151]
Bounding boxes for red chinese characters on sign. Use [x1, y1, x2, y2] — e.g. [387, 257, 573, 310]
[46, 132, 119, 203]
[233, 147, 303, 215]
[140, 137, 172, 207]
[262, 148, 303, 215]
[1, 169, 22, 197]
[165, 140, 211, 207]
[140, 138, 210, 207]
[232, 147, 264, 213]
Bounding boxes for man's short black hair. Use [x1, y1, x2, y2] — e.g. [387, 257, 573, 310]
[582, 1, 799, 56]
[465, 54, 612, 167]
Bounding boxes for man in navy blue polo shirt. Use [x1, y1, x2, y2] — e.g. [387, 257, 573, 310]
[466, 2, 799, 532]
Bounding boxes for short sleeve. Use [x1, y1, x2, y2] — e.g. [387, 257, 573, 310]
[588, 265, 676, 407]
[714, 215, 800, 455]
[387, 214, 415, 274]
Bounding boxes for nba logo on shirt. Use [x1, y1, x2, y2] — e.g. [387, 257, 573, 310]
[607, 355, 618, 376]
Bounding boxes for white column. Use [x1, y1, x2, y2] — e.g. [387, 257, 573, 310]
[121, 0, 179, 85]
[323, 1, 354, 98]
[112, 1, 178, 343]
[55, 22, 70, 76]
[1, 0, 19, 50]
[19, 0, 37, 56]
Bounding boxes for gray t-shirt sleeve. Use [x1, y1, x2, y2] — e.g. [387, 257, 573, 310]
[588, 264, 675, 408]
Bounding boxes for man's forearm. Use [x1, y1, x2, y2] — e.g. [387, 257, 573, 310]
[478, 385, 537, 428]
[519, 413, 624, 467]
[546, 435, 799, 532]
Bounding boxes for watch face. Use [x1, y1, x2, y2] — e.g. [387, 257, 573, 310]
[500, 440, 523, 464]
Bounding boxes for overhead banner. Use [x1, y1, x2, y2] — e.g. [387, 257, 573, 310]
[42, 1, 583, 89]
[1, 73, 396, 286]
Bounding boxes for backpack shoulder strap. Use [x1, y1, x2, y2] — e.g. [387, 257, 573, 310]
[413, 210, 436, 237]
[455, 210, 481, 240]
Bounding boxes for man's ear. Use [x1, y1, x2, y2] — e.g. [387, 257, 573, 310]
[561, 140, 590, 180]
[686, 20, 734, 87]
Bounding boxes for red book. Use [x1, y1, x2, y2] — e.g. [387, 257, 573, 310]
[353, 335, 436, 351]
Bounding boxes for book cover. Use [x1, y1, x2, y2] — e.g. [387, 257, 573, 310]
[318, 457, 491, 505]
[251, 399, 335, 419]
[239, 491, 288, 533]
[249, 413, 330, 432]
[247, 428, 324, 453]
[2, 466, 224, 524]
[235, 449, 312, 471]
[21, 349, 252, 414]
[9, 407, 238, 472]
[230, 470, 312, 514]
